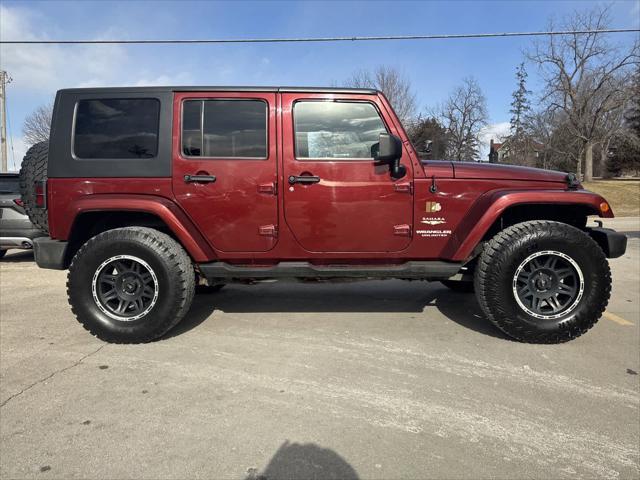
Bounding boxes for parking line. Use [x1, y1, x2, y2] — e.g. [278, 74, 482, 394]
[603, 311, 635, 326]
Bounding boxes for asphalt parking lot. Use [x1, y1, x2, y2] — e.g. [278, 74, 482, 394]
[1, 217, 639, 480]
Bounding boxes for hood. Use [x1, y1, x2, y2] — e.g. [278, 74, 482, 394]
[453, 162, 569, 184]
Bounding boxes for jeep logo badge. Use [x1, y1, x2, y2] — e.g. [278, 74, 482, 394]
[426, 201, 442, 212]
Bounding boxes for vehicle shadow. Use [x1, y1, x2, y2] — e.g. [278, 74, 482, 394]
[0, 250, 35, 263]
[621, 230, 640, 239]
[167, 280, 508, 340]
[244, 441, 359, 480]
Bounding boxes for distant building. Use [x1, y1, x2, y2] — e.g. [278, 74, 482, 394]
[488, 139, 502, 163]
[488, 137, 543, 167]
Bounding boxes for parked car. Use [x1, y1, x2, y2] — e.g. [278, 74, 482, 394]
[0, 173, 43, 259]
[20, 86, 626, 344]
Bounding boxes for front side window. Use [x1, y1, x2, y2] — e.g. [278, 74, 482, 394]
[182, 99, 267, 158]
[74, 98, 160, 159]
[294, 101, 387, 160]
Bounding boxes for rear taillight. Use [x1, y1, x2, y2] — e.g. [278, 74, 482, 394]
[34, 181, 46, 208]
[13, 198, 24, 207]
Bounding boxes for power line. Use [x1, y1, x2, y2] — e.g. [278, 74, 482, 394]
[1, 29, 638, 45]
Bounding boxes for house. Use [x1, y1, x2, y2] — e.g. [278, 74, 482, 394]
[488, 139, 502, 163]
[488, 137, 544, 167]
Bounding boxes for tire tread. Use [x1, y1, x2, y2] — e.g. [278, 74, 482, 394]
[19, 141, 49, 233]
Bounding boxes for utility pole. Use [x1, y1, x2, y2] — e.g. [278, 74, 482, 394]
[0, 70, 12, 172]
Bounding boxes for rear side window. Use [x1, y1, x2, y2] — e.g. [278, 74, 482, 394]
[73, 98, 160, 159]
[294, 101, 387, 160]
[182, 99, 267, 158]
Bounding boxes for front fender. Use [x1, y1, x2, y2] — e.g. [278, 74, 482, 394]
[443, 189, 613, 261]
[64, 194, 215, 262]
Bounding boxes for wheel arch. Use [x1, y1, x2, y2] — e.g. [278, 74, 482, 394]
[63, 195, 215, 267]
[444, 189, 612, 262]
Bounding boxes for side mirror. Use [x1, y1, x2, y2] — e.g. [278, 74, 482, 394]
[375, 133, 406, 179]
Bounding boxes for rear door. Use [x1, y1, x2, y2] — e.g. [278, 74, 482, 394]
[281, 93, 414, 253]
[172, 92, 278, 252]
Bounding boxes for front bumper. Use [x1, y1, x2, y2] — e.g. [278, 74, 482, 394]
[587, 226, 627, 258]
[33, 237, 68, 270]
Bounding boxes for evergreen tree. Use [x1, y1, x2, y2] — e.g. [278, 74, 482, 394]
[407, 116, 449, 159]
[509, 63, 532, 164]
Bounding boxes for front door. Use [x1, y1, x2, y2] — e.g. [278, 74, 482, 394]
[281, 93, 414, 253]
[172, 92, 278, 252]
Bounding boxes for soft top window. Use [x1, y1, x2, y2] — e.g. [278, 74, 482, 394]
[182, 99, 267, 159]
[74, 98, 160, 159]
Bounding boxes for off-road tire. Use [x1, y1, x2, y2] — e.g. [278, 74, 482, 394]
[441, 280, 475, 293]
[67, 227, 195, 343]
[474, 220, 611, 343]
[19, 141, 49, 233]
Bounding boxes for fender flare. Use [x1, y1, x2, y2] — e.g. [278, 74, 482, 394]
[443, 189, 612, 261]
[67, 194, 216, 262]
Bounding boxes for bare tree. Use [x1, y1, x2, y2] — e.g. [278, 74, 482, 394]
[596, 103, 629, 175]
[23, 103, 53, 146]
[528, 5, 639, 180]
[435, 77, 488, 161]
[528, 108, 583, 171]
[344, 66, 417, 125]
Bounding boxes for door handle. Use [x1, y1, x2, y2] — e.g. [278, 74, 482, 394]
[288, 175, 320, 185]
[184, 174, 216, 184]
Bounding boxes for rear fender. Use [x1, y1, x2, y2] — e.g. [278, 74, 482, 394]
[444, 189, 612, 261]
[64, 194, 215, 262]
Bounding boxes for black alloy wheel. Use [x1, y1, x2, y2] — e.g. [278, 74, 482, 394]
[93, 255, 159, 321]
[512, 250, 584, 320]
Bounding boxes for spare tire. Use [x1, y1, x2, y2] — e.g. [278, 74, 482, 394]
[19, 141, 49, 233]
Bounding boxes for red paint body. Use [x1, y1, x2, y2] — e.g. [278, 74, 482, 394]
[46, 90, 613, 265]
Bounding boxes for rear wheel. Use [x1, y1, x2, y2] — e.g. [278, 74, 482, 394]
[474, 220, 611, 343]
[19, 141, 49, 233]
[67, 227, 195, 343]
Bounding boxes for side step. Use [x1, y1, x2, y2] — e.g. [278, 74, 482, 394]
[198, 261, 462, 282]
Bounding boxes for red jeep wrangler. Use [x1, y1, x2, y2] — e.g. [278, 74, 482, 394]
[20, 86, 626, 344]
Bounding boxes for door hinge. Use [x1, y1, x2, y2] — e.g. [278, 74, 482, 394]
[394, 182, 413, 194]
[259, 224, 278, 237]
[258, 182, 277, 195]
[393, 224, 412, 237]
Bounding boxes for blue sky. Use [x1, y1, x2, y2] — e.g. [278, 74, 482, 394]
[1, 0, 638, 169]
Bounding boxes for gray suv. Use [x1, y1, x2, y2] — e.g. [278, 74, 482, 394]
[0, 173, 43, 258]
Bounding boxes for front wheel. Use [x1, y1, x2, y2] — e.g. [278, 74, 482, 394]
[67, 227, 195, 343]
[474, 220, 611, 343]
